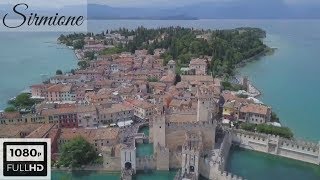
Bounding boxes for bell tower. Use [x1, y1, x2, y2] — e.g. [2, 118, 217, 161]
[167, 60, 176, 74]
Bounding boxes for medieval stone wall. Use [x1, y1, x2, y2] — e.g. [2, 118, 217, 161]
[232, 130, 320, 165]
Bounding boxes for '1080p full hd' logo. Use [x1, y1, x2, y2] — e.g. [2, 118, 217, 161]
[0, 138, 51, 180]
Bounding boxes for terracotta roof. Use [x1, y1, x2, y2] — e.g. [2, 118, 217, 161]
[240, 103, 270, 115]
[99, 104, 133, 114]
[26, 124, 57, 138]
[190, 58, 207, 65]
[76, 105, 97, 113]
[160, 72, 175, 83]
[41, 106, 77, 116]
[127, 99, 155, 109]
[181, 75, 213, 83]
[59, 128, 96, 143]
[2, 112, 21, 119]
[47, 84, 72, 92]
[176, 81, 189, 89]
[94, 128, 119, 140]
[0, 124, 43, 138]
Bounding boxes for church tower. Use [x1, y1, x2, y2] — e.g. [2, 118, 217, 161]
[167, 60, 176, 74]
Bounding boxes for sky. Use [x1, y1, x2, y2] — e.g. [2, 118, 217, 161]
[89, 0, 320, 7]
[0, 0, 87, 8]
[0, 0, 320, 8]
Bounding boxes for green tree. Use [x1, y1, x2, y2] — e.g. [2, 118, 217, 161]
[147, 77, 159, 82]
[240, 123, 293, 139]
[240, 123, 256, 132]
[271, 112, 280, 123]
[73, 39, 85, 49]
[84, 51, 95, 60]
[78, 61, 89, 69]
[256, 124, 293, 139]
[58, 137, 98, 168]
[8, 93, 35, 109]
[4, 106, 17, 112]
[56, 70, 63, 75]
[174, 74, 182, 85]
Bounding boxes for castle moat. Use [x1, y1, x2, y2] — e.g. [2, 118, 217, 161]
[136, 126, 154, 157]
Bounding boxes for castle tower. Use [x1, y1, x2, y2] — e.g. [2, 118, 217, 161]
[196, 86, 217, 122]
[152, 115, 169, 170]
[181, 132, 203, 180]
[153, 115, 166, 150]
[167, 60, 176, 74]
[242, 76, 249, 91]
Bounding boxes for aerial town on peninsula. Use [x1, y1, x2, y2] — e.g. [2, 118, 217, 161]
[0, 27, 319, 180]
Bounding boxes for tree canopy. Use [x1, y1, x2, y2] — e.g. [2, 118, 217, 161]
[117, 26, 268, 77]
[4, 106, 17, 112]
[240, 123, 293, 139]
[78, 61, 89, 70]
[8, 93, 35, 110]
[84, 51, 95, 60]
[58, 33, 87, 47]
[58, 137, 98, 168]
[61, 27, 268, 77]
[56, 69, 63, 75]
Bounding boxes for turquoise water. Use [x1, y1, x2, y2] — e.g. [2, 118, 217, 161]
[139, 126, 150, 136]
[134, 171, 177, 180]
[136, 126, 154, 157]
[52, 171, 120, 180]
[0, 32, 77, 109]
[1, 20, 320, 179]
[52, 170, 177, 180]
[227, 146, 320, 180]
[239, 31, 320, 141]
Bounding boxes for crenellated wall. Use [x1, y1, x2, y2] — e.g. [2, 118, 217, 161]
[218, 132, 233, 170]
[198, 132, 236, 180]
[232, 129, 320, 165]
[232, 130, 269, 153]
[215, 171, 244, 180]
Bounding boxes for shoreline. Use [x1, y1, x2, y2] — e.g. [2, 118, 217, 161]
[0, 40, 78, 111]
[232, 47, 276, 98]
[235, 47, 276, 69]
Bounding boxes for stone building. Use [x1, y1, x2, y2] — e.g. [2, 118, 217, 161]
[239, 103, 271, 124]
[98, 104, 134, 125]
[125, 100, 156, 121]
[189, 58, 207, 75]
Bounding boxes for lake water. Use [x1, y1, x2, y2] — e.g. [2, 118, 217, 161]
[0, 32, 77, 109]
[1, 20, 320, 179]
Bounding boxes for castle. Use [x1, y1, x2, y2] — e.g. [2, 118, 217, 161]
[119, 85, 320, 180]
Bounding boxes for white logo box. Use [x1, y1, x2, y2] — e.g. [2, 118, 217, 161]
[0, 138, 51, 180]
